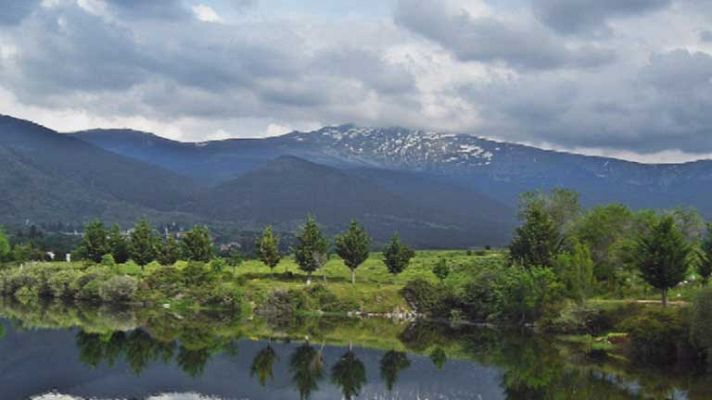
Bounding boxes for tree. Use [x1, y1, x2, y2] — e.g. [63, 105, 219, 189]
[519, 188, 581, 235]
[432, 258, 450, 283]
[79, 220, 109, 263]
[636, 216, 690, 307]
[294, 216, 328, 284]
[331, 349, 366, 399]
[698, 223, 712, 286]
[227, 248, 243, 274]
[429, 347, 447, 370]
[334, 220, 372, 284]
[129, 219, 159, 267]
[383, 234, 414, 275]
[257, 226, 281, 274]
[157, 236, 180, 266]
[553, 239, 594, 303]
[0, 228, 10, 262]
[108, 224, 129, 264]
[181, 226, 214, 262]
[509, 205, 560, 268]
[379, 350, 410, 391]
[250, 344, 279, 386]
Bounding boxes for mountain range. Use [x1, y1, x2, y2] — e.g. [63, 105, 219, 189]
[2, 114, 711, 247]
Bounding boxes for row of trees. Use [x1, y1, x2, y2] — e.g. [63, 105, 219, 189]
[508, 188, 712, 305]
[256, 217, 414, 284]
[75, 216, 414, 284]
[76, 219, 215, 267]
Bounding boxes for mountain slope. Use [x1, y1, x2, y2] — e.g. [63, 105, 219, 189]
[0, 115, 201, 225]
[204, 156, 511, 247]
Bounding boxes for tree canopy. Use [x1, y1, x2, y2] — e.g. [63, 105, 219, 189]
[383, 234, 414, 275]
[294, 216, 328, 283]
[334, 220, 372, 284]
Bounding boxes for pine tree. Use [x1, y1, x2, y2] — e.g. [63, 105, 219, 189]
[383, 234, 415, 275]
[129, 219, 159, 266]
[334, 220, 372, 284]
[636, 216, 690, 306]
[158, 235, 181, 266]
[508, 205, 560, 268]
[256, 226, 281, 274]
[294, 216, 328, 284]
[79, 219, 109, 263]
[181, 226, 214, 262]
[108, 224, 129, 264]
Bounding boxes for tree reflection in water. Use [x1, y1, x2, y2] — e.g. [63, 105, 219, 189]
[250, 344, 279, 386]
[379, 350, 410, 391]
[288, 341, 324, 400]
[330, 345, 366, 399]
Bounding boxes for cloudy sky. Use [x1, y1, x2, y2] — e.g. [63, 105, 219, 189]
[1, 0, 711, 162]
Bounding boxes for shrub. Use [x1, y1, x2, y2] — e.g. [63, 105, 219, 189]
[76, 279, 103, 302]
[493, 266, 563, 323]
[99, 276, 138, 303]
[401, 279, 452, 316]
[620, 307, 689, 365]
[201, 284, 241, 309]
[256, 289, 307, 316]
[47, 269, 81, 299]
[101, 254, 116, 267]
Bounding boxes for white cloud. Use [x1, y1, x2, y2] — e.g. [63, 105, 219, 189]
[191, 4, 222, 23]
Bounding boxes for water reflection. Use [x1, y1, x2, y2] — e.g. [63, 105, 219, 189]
[0, 299, 710, 399]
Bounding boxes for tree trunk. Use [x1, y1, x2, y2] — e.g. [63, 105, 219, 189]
[662, 289, 668, 307]
[306, 272, 312, 286]
[351, 270, 355, 285]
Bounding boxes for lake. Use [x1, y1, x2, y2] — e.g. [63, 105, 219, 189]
[0, 300, 709, 399]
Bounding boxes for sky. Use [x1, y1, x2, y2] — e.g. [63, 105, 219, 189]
[0, 0, 711, 162]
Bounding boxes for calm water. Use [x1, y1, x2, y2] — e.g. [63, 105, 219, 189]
[0, 301, 709, 399]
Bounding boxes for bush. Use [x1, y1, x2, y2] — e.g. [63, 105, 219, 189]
[47, 269, 81, 299]
[201, 283, 241, 309]
[620, 307, 689, 365]
[401, 279, 452, 316]
[99, 276, 138, 303]
[101, 254, 116, 267]
[492, 266, 563, 323]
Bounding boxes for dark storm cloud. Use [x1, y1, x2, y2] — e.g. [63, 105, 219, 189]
[0, 0, 42, 25]
[532, 0, 671, 35]
[394, 0, 615, 70]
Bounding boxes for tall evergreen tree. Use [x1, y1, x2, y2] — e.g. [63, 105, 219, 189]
[108, 224, 129, 264]
[383, 234, 415, 275]
[698, 223, 712, 286]
[157, 235, 181, 266]
[180, 226, 214, 262]
[294, 216, 328, 284]
[334, 220, 372, 284]
[129, 219, 159, 266]
[508, 205, 560, 268]
[636, 216, 691, 306]
[256, 226, 281, 274]
[79, 219, 109, 263]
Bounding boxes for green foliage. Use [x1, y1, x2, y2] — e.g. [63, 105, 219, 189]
[509, 205, 560, 268]
[181, 225, 214, 262]
[690, 288, 712, 355]
[383, 234, 414, 275]
[289, 342, 324, 400]
[0, 228, 10, 262]
[334, 220, 372, 284]
[552, 240, 594, 302]
[293, 216, 328, 281]
[210, 257, 226, 273]
[432, 258, 450, 282]
[251, 345, 279, 386]
[78, 220, 109, 263]
[256, 226, 281, 272]
[635, 216, 691, 306]
[101, 253, 116, 267]
[493, 266, 563, 323]
[157, 236, 180, 266]
[429, 347, 447, 370]
[108, 224, 129, 264]
[621, 307, 689, 365]
[400, 278, 452, 316]
[698, 224, 712, 286]
[519, 188, 581, 235]
[226, 248, 243, 272]
[98, 276, 138, 303]
[129, 219, 160, 266]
